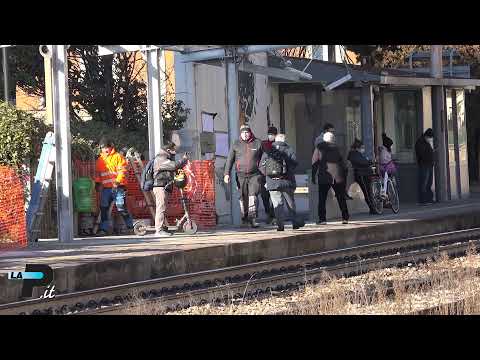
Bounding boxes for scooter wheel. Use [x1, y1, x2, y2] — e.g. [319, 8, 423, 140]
[134, 221, 148, 236]
[182, 220, 198, 235]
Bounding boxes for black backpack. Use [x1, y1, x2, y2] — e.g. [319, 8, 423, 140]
[140, 158, 155, 191]
[265, 154, 287, 178]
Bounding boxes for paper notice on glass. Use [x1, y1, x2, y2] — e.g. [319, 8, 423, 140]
[215, 133, 229, 157]
[202, 112, 214, 132]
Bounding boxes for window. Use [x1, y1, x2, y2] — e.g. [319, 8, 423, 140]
[394, 92, 418, 154]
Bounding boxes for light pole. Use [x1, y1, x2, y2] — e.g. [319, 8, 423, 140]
[2, 47, 9, 103]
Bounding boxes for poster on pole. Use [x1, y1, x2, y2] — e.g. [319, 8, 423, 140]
[202, 112, 215, 132]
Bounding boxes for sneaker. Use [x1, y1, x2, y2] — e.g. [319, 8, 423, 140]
[342, 220, 349, 224]
[96, 230, 109, 237]
[250, 219, 260, 228]
[277, 225, 285, 232]
[120, 228, 135, 235]
[155, 230, 173, 237]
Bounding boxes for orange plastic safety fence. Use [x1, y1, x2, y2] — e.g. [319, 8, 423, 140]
[0, 166, 27, 250]
[72, 160, 216, 229]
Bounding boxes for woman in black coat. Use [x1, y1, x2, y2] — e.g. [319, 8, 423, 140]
[347, 139, 376, 214]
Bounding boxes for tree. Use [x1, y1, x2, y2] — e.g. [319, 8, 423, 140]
[9, 45, 190, 154]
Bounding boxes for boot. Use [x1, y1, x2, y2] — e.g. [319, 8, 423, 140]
[293, 218, 305, 230]
[274, 207, 284, 231]
[249, 218, 260, 228]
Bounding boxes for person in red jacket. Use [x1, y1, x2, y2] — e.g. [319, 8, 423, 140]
[95, 138, 134, 235]
[260, 126, 278, 224]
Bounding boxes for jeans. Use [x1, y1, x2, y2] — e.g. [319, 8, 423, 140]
[100, 187, 133, 232]
[269, 189, 298, 227]
[418, 165, 434, 203]
[317, 182, 349, 222]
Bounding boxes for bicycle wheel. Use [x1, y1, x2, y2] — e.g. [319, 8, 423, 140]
[387, 179, 400, 214]
[369, 179, 384, 215]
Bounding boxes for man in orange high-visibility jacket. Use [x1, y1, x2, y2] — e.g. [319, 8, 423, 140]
[95, 138, 134, 235]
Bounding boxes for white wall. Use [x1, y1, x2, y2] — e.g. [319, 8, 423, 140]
[174, 52, 281, 224]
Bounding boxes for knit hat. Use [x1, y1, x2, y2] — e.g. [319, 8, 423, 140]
[382, 133, 393, 149]
[351, 138, 363, 149]
[240, 124, 251, 132]
[267, 126, 278, 135]
[424, 128, 434, 138]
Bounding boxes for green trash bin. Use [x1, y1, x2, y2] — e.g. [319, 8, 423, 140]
[73, 177, 94, 213]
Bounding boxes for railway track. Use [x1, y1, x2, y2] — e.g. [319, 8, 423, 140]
[2, 228, 480, 315]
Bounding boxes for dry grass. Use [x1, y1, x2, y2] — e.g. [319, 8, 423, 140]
[123, 243, 480, 315]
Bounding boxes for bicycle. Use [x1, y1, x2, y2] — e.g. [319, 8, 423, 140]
[368, 162, 400, 215]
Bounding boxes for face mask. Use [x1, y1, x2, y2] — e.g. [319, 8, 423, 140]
[427, 137, 433, 145]
[359, 148, 365, 154]
[267, 135, 275, 142]
[241, 131, 251, 141]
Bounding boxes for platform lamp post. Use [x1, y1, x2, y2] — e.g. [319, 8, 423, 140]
[2, 47, 9, 103]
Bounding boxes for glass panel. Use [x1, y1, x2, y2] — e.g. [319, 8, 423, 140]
[346, 95, 361, 153]
[392, 91, 418, 163]
[457, 90, 469, 195]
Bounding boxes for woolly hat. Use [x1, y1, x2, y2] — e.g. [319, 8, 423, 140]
[424, 128, 434, 138]
[382, 133, 393, 149]
[267, 126, 278, 135]
[240, 124, 251, 132]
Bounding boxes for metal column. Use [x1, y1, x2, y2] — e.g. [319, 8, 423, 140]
[2, 47, 9, 103]
[361, 85, 375, 160]
[146, 49, 164, 160]
[226, 60, 241, 225]
[431, 45, 448, 202]
[51, 45, 74, 243]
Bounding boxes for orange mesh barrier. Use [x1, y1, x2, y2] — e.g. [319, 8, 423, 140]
[0, 166, 27, 250]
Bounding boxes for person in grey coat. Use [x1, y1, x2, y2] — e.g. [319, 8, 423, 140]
[152, 141, 188, 237]
[311, 131, 350, 225]
[259, 134, 305, 231]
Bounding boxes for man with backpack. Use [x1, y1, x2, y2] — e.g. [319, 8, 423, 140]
[260, 126, 278, 224]
[224, 124, 264, 228]
[260, 134, 305, 231]
[142, 141, 188, 237]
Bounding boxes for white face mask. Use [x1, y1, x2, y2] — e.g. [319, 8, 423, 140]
[267, 134, 275, 142]
[323, 131, 335, 144]
[359, 148, 365, 154]
[427, 137, 434, 145]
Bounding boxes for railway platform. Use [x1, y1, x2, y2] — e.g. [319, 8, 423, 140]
[1, 196, 480, 304]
